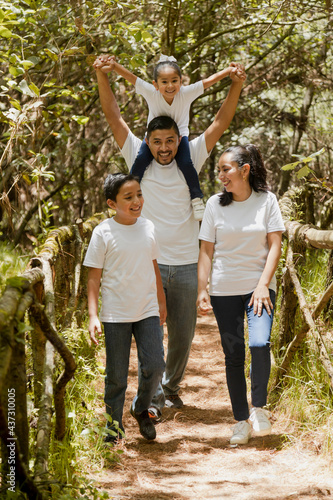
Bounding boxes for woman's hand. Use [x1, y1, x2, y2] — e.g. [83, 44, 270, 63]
[249, 285, 273, 317]
[196, 290, 213, 315]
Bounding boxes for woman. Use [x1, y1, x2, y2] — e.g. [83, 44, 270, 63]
[197, 144, 284, 445]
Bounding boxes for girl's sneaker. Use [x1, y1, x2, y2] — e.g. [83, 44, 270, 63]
[249, 407, 272, 436]
[191, 198, 205, 221]
[230, 420, 251, 445]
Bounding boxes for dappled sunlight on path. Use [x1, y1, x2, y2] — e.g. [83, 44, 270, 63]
[89, 315, 333, 499]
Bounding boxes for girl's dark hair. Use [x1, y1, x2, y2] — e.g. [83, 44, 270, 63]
[219, 144, 269, 207]
[153, 60, 182, 81]
[104, 173, 139, 202]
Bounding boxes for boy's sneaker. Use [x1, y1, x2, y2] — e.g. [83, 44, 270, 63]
[192, 198, 205, 221]
[230, 420, 252, 445]
[165, 394, 183, 408]
[148, 406, 162, 423]
[249, 407, 272, 436]
[130, 406, 156, 440]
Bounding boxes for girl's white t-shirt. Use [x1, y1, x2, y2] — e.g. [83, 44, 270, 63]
[135, 78, 204, 136]
[121, 131, 209, 265]
[199, 190, 285, 296]
[83, 217, 160, 322]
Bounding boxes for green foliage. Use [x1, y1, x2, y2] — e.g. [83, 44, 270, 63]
[0, 242, 29, 292]
[281, 147, 326, 180]
[0, 0, 332, 242]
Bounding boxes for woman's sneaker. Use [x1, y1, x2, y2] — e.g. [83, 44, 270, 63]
[230, 421, 252, 445]
[249, 407, 271, 436]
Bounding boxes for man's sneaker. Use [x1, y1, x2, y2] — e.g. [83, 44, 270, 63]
[191, 198, 205, 221]
[130, 406, 156, 440]
[165, 394, 183, 408]
[148, 406, 162, 423]
[249, 407, 272, 436]
[230, 420, 252, 445]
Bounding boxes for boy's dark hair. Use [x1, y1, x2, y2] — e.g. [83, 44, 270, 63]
[153, 60, 181, 81]
[104, 173, 139, 202]
[219, 144, 269, 207]
[146, 116, 180, 139]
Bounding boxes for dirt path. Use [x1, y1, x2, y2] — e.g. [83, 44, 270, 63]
[89, 314, 333, 500]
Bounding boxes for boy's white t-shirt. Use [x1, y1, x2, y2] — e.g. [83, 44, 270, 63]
[135, 78, 204, 136]
[121, 131, 209, 265]
[83, 217, 160, 322]
[199, 191, 285, 295]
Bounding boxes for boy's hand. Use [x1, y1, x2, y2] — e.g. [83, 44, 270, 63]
[89, 316, 102, 345]
[93, 55, 116, 73]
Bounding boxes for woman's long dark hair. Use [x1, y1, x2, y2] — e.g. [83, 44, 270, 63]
[219, 144, 269, 206]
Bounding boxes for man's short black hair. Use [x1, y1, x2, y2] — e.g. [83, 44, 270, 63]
[146, 116, 180, 139]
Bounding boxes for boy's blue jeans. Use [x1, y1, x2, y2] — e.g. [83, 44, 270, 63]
[211, 290, 276, 422]
[103, 316, 165, 431]
[130, 136, 203, 199]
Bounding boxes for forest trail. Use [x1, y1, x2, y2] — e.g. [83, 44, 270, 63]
[89, 314, 333, 500]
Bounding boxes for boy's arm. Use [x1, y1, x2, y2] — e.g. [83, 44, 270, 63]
[204, 67, 246, 154]
[153, 260, 167, 325]
[87, 267, 103, 345]
[202, 62, 245, 90]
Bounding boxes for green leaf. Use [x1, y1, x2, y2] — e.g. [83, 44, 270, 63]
[9, 65, 24, 77]
[0, 26, 13, 38]
[281, 161, 299, 171]
[44, 48, 58, 62]
[71, 115, 89, 125]
[297, 165, 311, 179]
[22, 59, 34, 70]
[18, 79, 36, 97]
[29, 82, 40, 96]
[142, 30, 153, 43]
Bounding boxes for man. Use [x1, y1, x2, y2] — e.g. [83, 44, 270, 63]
[93, 57, 246, 417]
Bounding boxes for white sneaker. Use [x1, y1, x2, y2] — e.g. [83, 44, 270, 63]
[230, 420, 251, 445]
[249, 407, 272, 436]
[191, 198, 205, 221]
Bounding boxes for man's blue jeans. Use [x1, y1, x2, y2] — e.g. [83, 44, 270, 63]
[211, 290, 276, 422]
[151, 263, 198, 409]
[103, 316, 165, 431]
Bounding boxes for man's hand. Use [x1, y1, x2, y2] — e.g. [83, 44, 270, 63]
[93, 55, 116, 73]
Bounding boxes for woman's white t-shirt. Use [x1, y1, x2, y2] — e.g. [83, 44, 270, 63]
[135, 78, 204, 136]
[199, 190, 285, 296]
[83, 217, 160, 322]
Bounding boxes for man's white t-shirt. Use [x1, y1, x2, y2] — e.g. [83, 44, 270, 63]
[135, 78, 204, 136]
[121, 131, 209, 265]
[199, 191, 285, 295]
[83, 217, 160, 322]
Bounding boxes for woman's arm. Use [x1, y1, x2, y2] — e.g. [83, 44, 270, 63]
[249, 231, 283, 317]
[196, 240, 215, 314]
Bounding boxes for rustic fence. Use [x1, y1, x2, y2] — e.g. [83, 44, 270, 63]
[0, 188, 333, 498]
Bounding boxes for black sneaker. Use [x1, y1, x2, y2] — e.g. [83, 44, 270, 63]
[165, 394, 183, 408]
[148, 406, 162, 423]
[130, 407, 156, 440]
[104, 426, 124, 444]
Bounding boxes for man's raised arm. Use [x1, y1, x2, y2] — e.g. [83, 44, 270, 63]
[95, 68, 130, 149]
[204, 67, 246, 154]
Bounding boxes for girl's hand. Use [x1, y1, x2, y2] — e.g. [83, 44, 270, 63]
[196, 290, 213, 315]
[249, 285, 273, 317]
[93, 55, 116, 73]
[89, 316, 102, 345]
[229, 62, 246, 82]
